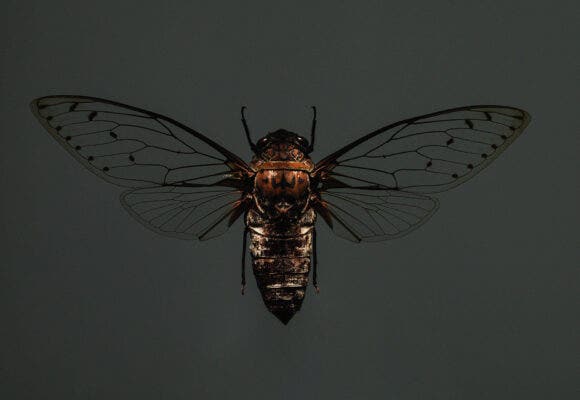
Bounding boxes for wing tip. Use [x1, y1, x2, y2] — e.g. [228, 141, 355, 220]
[29, 97, 42, 116]
[520, 109, 532, 130]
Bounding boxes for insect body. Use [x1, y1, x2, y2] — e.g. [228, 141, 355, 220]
[31, 96, 530, 324]
[247, 130, 317, 323]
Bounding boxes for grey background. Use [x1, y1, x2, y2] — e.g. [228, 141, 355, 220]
[1, 1, 578, 399]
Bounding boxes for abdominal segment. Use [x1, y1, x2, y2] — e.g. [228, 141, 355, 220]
[247, 209, 315, 324]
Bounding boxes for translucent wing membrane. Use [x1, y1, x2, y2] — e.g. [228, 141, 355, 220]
[319, 188, 438, 242]
[31, 96, 249, 188]
[31, 95, 251, 240]
[315, 105, 530, 241]
[121, 187, 247, 240]
[316, 106, 530, 193]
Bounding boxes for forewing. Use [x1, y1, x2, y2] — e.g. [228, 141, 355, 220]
[31, 95, 252, 240]
[314, 105, 530, 241]
[31, 95, 250, 188]
[315, 106, 530, 193]
[316, 188, 438, 242]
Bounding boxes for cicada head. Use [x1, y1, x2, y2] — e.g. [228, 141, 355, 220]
[254, 129, 310, 161]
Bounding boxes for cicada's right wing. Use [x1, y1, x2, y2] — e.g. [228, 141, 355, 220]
[313, 105, 530, 242]
[313, 186, 439, 242]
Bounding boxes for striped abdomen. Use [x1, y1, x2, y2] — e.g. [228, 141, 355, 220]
[247, 209, 315, 324]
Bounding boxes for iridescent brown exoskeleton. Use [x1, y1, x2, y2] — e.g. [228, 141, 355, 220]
[245, 127, 318, 324]
[31, 96, 530, 324]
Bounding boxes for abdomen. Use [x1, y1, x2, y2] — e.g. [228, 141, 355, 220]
[246, 209, 315, 324]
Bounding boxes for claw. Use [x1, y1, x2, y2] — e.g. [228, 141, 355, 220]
[241, 284, 246, 295]
[314, 284, 320, 294]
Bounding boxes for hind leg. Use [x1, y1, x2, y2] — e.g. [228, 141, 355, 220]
[241, 228, 248, 295]
[312, 228, 319, 293]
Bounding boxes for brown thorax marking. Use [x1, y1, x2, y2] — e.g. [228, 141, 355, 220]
[252, 168, 311, 217]
[251, 160, 314, 172]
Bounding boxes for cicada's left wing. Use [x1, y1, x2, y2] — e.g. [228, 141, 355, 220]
[313, 105, 530, 242]
[121, 186, 248, 241]
[31, 95, 253, 240]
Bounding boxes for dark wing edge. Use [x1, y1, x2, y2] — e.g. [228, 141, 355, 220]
[313, 105, 530, 242]
[31, 95, 252, 240]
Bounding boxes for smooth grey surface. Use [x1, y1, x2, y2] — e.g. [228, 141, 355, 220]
[1, 1, 578, 399]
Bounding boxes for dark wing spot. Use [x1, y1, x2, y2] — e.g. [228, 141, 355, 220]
[55, 126, 62, 131]
[75, 145, 82, 150]
[484, 112, 492, 121]
[129, 155, 135, 162]
[88, 111, 98, 121]
[110, 132, 118, 139]
[466, 119, 474, 129]
[491, 144, 498, 149]
[65, 136, 71, 141]
[103, 166, 109, 172]
[46, 116, 53, 121]
[452, 173, 458, 178]
[467, 163, 474, 169]
[69, 103, 78, 112]
[446, 138, 454, 145]
[426, 161, 433, 167]
[88, 156, 94, 161]
[481, 153, 488, 159]
[509, 126, 516, 131]
[501, 134, 507, 139]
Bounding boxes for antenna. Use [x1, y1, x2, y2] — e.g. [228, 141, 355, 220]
[308, 106, 317, 153]
[241, 106, 257, 153]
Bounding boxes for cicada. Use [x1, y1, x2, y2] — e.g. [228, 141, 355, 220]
[31, 96, 530, 324]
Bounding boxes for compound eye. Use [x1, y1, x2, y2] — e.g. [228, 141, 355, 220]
[257, 137, 268, 146]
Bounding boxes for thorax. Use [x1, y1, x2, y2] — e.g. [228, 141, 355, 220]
[249, 142, 315, 222]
